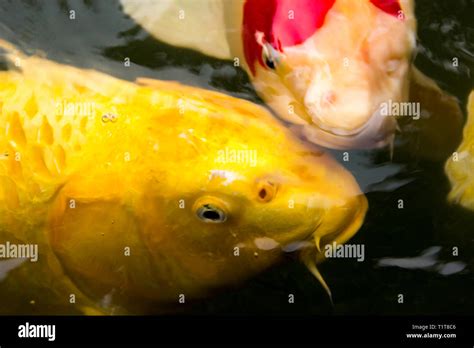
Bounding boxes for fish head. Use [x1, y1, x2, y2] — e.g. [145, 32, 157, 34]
[168, 148, 367, 261]
[48, 85, 367, 310]
[242, 0, 416, 149]
[134, 100, 368, 302]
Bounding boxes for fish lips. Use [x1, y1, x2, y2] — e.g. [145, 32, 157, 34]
[302, 106, 397, 150]
[280, 193, 368, 256]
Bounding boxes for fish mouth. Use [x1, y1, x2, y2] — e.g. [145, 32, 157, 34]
[291, 193, 368, 257]
[316, 194, 368, 257]
[302, 106, 397, 149]
[299, 194, 368, 300]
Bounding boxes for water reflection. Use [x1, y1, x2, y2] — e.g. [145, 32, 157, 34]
[378, 246, 467, 276]
[0, 0, 472, 315]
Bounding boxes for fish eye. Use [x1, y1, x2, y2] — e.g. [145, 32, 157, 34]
[195, 199, 228, 223]
[263, 53, 276, 70]
[257, 180, 277, 203]
[262, 44, 279, 70]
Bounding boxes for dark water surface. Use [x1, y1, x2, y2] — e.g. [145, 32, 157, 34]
[0, 0, 473, 315]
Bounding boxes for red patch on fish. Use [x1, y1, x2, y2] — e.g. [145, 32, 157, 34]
[242, 0, 335, 75]
[370, 0, 403, 17]
[242, 0, 403, 75]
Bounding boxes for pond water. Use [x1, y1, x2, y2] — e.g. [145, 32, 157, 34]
[0, 0, 473, 315]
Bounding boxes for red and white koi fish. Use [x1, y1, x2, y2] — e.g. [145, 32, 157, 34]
[121, 0, 462, 153]
[237, 0, 416, 149]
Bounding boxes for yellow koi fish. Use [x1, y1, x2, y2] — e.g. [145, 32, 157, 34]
[0, 44, 367, 314]
[445, 91, 474, 210]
